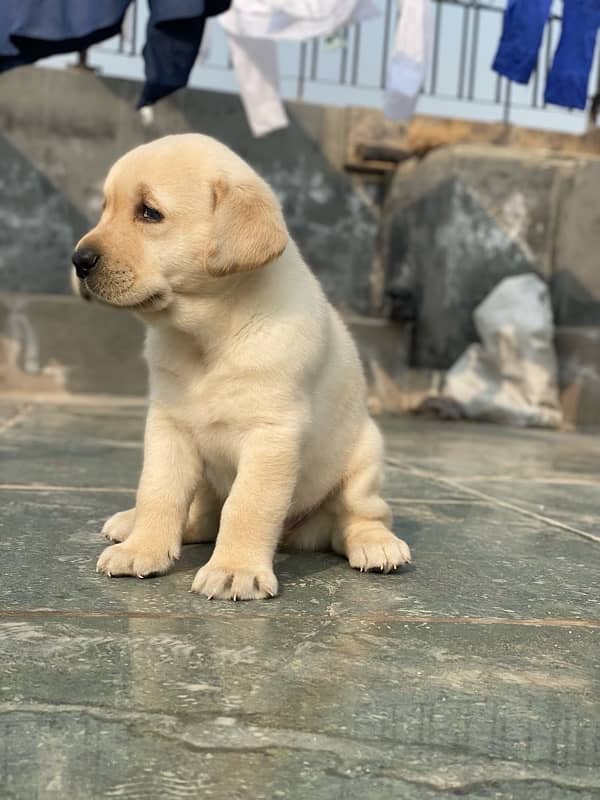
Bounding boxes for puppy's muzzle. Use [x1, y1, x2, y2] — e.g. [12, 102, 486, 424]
[72, 247, 100, 279]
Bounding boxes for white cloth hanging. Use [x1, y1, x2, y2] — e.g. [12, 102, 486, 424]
[226, 34, 289, 136]
[218, 0, 379, 136]
[384, 0, 433, 121]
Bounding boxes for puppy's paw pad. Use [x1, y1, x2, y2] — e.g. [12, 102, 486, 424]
[347, 529, 411, 574]
[96, 542, 175, 578]
[102, 509, 135, 542]
[191, 563, 278, 601]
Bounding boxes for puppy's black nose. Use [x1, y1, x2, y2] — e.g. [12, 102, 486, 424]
[72, 247, 100, 279]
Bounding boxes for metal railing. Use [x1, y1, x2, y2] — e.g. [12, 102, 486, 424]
[80, 0, 596, 133]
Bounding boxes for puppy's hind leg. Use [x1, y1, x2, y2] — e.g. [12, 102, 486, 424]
[102, 480, 221, 545]
[280, 507, 335, 552]
[181, 480, 221, 544]
[102, 507, 135, 543]
[332, 418, 411, 573]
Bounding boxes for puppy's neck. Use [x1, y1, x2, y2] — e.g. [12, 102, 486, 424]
[141, 270, 264, 357]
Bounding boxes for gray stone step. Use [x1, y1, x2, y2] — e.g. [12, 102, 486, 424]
[0, 292, 410, 401]
[556, 326, 600, 429]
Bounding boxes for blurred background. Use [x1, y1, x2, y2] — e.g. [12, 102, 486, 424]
[1, 0, 600, 428]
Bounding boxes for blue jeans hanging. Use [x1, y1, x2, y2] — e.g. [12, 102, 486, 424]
[492, 0, 552, 84]
[492, 0, 600, 110]
[545, 0, 600, 110]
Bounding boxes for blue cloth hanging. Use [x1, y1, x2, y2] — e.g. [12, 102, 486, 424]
[0, 0, 232, 108]
[545, 0, 600, 110]
[492, 0, 600, 110]
[492, 0, 552, 84]
[0, 0, 131, 70]
[138, 0, 231, 108]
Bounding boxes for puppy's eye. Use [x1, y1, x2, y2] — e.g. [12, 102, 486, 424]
[140, 204, 163, 223]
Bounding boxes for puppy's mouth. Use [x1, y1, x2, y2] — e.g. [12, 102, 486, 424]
[83, 280, 167, 312]
[126, 292, 165, 311]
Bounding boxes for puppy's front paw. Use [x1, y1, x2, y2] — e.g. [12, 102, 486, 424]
[96, 540, 177, 578]
[346, 527, 411, 573]
[191, 560, 278, 601]
[102, 508, 135, 542]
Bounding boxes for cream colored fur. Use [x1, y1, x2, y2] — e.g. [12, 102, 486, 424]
[74, 134, 411, 600]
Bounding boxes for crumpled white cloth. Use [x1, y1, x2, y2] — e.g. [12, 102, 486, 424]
[444, 274, 563, 428]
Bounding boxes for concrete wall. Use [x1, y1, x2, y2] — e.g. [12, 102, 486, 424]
[0, 66, 382, 314]
[2, 65, 600, 424]
[381, 145, 600, 369]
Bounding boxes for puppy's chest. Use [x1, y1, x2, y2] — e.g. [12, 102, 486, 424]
[152, 361, 255, 454]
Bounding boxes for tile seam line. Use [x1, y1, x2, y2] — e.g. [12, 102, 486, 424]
[0, 484, 487, 502]
[0, 392, 146, 407]
[0, 483, 136, 494]
[387, 458, 600, 546]
[0, 609, 598, 627]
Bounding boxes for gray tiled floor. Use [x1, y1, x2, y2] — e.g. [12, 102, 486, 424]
[1, 399, 599, 799]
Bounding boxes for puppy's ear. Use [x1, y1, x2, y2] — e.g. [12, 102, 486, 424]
[206, 176, 288, 276]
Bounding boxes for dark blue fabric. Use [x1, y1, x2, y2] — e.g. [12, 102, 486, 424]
[137, 0, 231, 107]
[0, 0, 130, 71]
[545, 0, 600, 110]
[492, 0, 552, 84]
[0, 0, 231, 108]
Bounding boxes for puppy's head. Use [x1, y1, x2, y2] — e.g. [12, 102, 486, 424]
[71, 134, 288, 312]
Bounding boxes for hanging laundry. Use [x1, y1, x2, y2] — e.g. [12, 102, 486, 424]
[545, 0, 600, 110]
[492, 0, 600, 111]
[218, 0, 379, 137]
[492, 0, 552, 85]
[0, 0, 232, 111]
[0, 0, 130, 71]
[384, 0, 433, 122]
[219, 0, 378, 41]
[138, 0, 231, 108]
[225, 34, 289, 136]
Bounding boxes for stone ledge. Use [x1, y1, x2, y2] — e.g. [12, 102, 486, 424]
[0, 292, 411, 402]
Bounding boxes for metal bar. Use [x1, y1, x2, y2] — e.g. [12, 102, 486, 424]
[434, 0, 506, 11]
[131, 0, 138, 56]
[429, 1, 442, 94]
[297, 42, 307, 99]
[587, 51, 600, 128]
[351, 23, 361, 86]
[310, 39, 319, 81]
[339, 27, 349, 84]
[503, 79, 512, 124]
[457, 4, 470, 99]
[495, 74, 502, 104]
[531, 28, 542, 108]
[380, 0, 393, 89]
[542, 14, 554, 108]
[467, 4, 479, 100]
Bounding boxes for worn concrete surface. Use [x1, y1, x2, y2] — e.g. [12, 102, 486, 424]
[0, 67, 380, 314]
[0, 293, 411, 404]
[381, 145, 600, 369]
[0, 399, 599, 798]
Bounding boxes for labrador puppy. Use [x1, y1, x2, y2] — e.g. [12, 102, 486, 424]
[72, 134, 411, 600]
